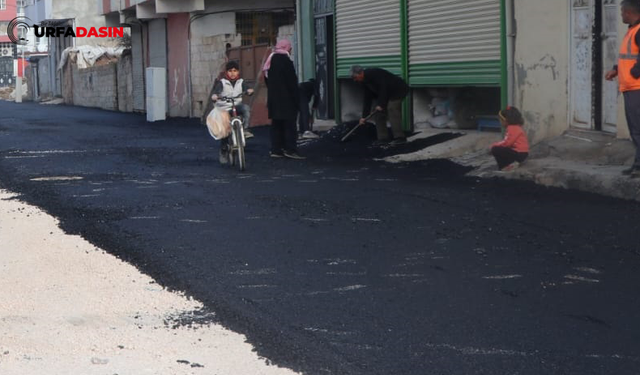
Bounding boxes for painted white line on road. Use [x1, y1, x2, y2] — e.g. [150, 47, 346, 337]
[130, 216, 161, 220]
[10, 150, 90, 154]
[229, 269, 277, 276]
[180, 219, 208, 223]
[303, 218, 328, 222]
[304, 327, 355, 336]
[5, 155, 48, 159]
[424, 342, 531, 357]
[385, 274, 425, 278]
[352, 218, 381, 222]
[72, 194, 101, 198]
[564, 275, 600, 283]
[334, 285, 367, 292]
[31, 176, 84, 182]
[483, 275, 523, 280]
[236, 285, 278, 289]
[585, 353, 640, 362]
[574, 267, 602, 275]
[326, 259, 357, 266]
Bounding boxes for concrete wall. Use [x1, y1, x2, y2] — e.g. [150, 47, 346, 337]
[24, 0, 51, 24]
[513, 0, 570, 145]
[51, 0, 107, 46]
[71, 62, 118, 110]
[202, 0, 293, 13]
[37, 56, 52, 99]
[167, 13, 189, 117]
[117, 53, 133, 112]
[189, 12, 240, 119]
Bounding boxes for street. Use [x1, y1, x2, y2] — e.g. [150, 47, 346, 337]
[1, 101, 640, 375]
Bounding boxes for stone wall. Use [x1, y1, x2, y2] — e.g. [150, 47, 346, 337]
[62, 54, 134, 112]
[72, 63, 118, 111]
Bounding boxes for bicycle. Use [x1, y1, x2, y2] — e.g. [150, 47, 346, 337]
[216, 92, 249, 171]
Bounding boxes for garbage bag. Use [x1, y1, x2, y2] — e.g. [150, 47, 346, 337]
[429, 115, 451, 129]
[206, 107, 231, 140]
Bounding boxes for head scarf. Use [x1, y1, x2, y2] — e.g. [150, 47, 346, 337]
[262, 39, 292, 78]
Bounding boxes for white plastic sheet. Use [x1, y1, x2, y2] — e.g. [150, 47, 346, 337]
[58, 45, 128, 70]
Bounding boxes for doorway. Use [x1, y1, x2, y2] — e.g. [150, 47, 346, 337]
[570, 0, 618, 133]
[314, 14, 334, 120]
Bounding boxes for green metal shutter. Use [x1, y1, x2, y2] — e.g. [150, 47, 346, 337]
[408, 0, 502, 86]
[335, 0, 402, 78]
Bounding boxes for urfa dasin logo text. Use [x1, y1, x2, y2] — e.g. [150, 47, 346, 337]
[7, 17, 125, 45]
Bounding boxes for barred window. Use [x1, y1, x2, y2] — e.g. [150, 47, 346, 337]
[236, 11, 295, 47]
[0, 0, 6, 10]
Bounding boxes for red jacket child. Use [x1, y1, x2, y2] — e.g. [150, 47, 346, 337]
[491, 107, 530, 171]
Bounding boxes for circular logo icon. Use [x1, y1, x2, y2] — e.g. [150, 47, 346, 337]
[8, 17, 32, 46]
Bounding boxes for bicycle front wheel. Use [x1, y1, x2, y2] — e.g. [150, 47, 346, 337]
[234, 125, 246, 171]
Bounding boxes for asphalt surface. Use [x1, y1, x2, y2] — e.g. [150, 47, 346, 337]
[1, 101, 640, 375]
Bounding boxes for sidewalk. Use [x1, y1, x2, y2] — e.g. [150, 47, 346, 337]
[0, 189, 299, 375]
[383, 128, 640, 202]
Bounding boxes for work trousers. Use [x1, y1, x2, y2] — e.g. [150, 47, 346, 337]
[374, 98, 405, 141]
[624, 90, 640, 166]
[491, 146, 528, 170]
[298, 93, 312, 133]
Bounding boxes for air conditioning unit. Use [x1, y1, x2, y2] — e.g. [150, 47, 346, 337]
[0, 47, 13, 57]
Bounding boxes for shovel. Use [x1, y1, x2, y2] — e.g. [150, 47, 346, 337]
[340, 110, 379, 143]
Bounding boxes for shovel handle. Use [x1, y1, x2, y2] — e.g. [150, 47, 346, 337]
[340, 110, 379, 143]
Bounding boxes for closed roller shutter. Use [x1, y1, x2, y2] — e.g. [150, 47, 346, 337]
[408, 0, 502, 86]
[335, 0, 402, 77]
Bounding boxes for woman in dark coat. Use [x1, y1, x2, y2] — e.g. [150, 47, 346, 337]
[263, 39, 304, 159]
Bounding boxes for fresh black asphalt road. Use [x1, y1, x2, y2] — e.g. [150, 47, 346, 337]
[1, 101, 640, 375]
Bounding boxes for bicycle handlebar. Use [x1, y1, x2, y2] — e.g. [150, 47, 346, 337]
[217, 91, 252, 102]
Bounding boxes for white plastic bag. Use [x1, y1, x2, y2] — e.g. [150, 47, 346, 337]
[429, 115, 451, 129]
[206, 107, 231, 140]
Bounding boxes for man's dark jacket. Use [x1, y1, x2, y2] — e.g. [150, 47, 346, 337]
[267, 54, 300, 120]
[361, 68, 409, 117]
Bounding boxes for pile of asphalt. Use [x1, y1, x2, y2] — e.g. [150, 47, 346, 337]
[300, 121, 463, 160]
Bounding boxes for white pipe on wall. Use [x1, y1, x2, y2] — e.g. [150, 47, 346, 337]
[506, 0, 515, 106]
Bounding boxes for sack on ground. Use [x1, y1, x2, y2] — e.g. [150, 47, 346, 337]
[206, 107, 231, 140]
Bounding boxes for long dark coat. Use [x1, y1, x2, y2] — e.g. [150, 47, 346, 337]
[267, 54, 300, 121]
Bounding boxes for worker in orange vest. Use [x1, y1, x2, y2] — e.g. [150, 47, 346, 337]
[606, 0, 640, 177]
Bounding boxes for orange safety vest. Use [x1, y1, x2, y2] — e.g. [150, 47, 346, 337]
[619, 23, 640, 92]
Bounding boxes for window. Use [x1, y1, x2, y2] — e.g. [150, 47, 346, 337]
[0, 22, 8, 37]
[236, 11, 296, 47]
[0, 0, 6, 10]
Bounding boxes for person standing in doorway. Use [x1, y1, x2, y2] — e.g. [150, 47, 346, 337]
[606, 0, 640, 177]
[298, 78, 320, 139]
[263, 39, 305, 159]
[350, 65, 409, 145]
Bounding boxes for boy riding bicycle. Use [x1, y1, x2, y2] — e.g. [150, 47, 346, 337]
[211, 61, 254, 164]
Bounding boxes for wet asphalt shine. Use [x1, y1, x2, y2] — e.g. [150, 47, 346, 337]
[1, 101, 640, 375]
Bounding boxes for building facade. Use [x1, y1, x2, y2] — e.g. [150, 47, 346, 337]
[100, 0, 296, 119]
[0, 0, 17, 87]
[295, 0, 631, 144]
